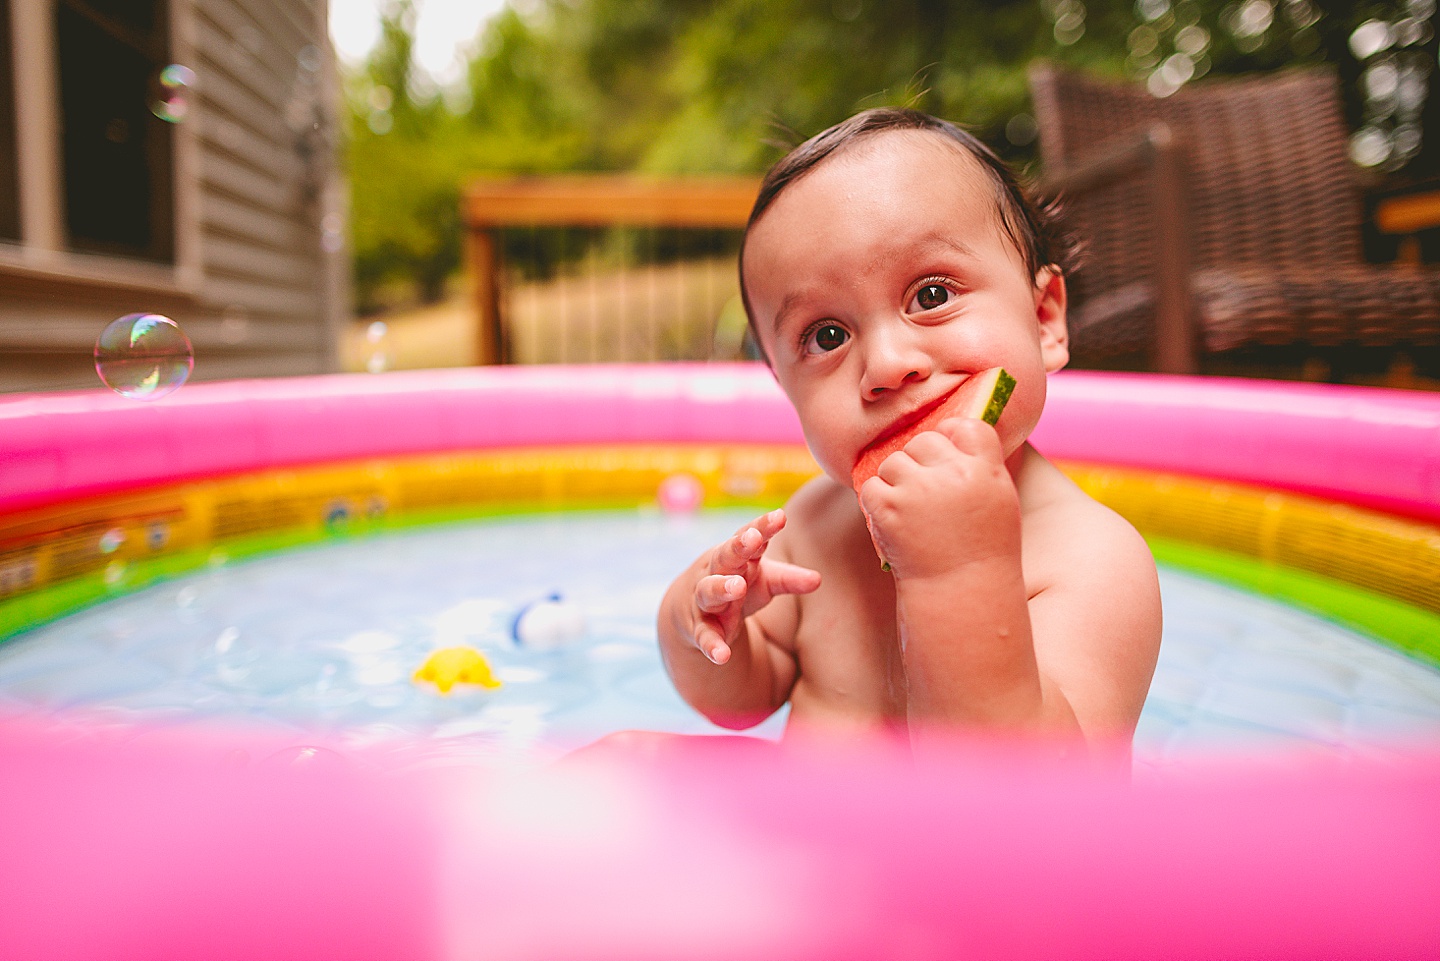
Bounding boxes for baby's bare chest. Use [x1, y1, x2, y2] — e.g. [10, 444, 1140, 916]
[786, 558, 908, 720]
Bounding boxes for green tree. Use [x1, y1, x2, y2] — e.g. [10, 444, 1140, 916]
[344, 0, 1436, 309]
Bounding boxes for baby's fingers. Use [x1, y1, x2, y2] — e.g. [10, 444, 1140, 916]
[712, 509, 785, 573]
[696, 573, 747, 614]
[936, 416, 1004, 460]
[693, 618, 732, 665]
[761, 560, 822, 597]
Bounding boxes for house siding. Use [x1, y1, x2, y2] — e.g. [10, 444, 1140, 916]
[0, 0, 344, 392]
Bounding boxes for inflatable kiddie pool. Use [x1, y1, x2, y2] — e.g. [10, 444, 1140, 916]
[2, 364, 1438, 761]
[1, 365, 1440, 959]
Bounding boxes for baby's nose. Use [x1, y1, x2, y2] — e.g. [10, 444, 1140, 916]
[861, 332, 932, 396]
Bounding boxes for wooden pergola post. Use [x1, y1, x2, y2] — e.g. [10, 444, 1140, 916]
[461, 177, 761, 366]
[1038, 122, 1196, 375]
[464, 227, 504, 366]
[1146, 125, 1197, 376]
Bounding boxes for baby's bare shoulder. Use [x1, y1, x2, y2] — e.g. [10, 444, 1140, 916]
[1019, 456, 1162, 735]
[1018, 454, 1151, 585]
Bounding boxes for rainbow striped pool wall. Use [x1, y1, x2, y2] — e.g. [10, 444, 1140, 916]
[4, 366, 1438, 663]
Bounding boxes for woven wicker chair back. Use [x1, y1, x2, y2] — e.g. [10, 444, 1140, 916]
[1030, 65, 1362, 308]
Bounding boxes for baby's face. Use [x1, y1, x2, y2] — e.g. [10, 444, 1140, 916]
[743, 130, 1069, 485]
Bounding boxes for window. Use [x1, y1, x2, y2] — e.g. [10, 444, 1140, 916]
[55, 0, 174, 262]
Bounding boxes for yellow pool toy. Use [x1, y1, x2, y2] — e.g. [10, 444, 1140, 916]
[413, 645, 502, 695]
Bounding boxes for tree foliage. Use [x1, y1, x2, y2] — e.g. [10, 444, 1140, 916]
[344, 0, 1432, 311]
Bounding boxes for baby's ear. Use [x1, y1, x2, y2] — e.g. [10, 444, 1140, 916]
[1034, 267, 1069, 373]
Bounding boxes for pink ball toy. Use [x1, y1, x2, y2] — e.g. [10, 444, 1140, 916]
[657, 472, 704, 514]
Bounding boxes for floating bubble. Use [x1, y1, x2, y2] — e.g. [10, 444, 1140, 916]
[95, 313, 193, 400]
[658, 472, 704, 514]
[150, 64, 196, 123]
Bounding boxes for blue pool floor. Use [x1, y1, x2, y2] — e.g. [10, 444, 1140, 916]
[1, 509, 1438, 775]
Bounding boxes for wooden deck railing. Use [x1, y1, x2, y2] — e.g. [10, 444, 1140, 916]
[462, 177, 760, 365]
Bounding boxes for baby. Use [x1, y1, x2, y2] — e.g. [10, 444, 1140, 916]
[658, 109, 1162, 759]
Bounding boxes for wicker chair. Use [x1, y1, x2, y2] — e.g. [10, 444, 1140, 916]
[1029, 63, 1440, 375]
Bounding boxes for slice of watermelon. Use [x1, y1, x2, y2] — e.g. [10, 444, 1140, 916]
[850, 367, 1016, 570]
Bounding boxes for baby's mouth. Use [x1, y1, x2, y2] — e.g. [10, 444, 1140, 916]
[857, 382, 963, 461]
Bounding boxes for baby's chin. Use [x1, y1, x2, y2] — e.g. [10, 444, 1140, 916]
[810, 461, 858, 493]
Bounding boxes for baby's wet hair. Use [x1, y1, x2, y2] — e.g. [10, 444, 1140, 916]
[739, 108, 1075, 343]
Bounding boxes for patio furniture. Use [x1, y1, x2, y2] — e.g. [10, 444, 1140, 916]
[1029, 64, 1440, 376]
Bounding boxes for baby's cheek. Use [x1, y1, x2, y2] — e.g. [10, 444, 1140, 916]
[996, 389, 1044, 457]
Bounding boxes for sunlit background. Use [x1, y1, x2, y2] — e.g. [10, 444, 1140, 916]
[2, 0, 1437, 390]
[321, 0, 1440, 384]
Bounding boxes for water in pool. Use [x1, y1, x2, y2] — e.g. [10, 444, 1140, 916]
[2, 508, 1438, 774]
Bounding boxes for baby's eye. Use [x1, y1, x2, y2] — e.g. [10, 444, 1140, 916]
[803, 323, 849, 354]
[910, 284, 951, 312]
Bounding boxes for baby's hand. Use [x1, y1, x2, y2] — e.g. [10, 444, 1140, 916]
[858, 418, 1021, 580]
[691, 509, 821, 665]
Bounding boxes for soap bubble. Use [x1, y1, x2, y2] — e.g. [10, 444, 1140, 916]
[95, 313, 193, 399]
[150, 64, 196, 123]
[658, 472, 704, 514]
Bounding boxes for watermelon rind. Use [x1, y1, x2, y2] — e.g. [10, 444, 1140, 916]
[978, 369, 1016, 427]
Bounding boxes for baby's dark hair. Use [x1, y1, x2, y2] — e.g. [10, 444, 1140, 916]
[738, 108, 1075, 341]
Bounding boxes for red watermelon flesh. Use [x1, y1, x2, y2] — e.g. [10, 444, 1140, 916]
[851, 368, 1016, 492]
[850, 367, 1016, 570]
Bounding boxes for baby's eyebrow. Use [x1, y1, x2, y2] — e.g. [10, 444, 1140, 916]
[866, 233, 977, 274]
[771, 288, 818, 336]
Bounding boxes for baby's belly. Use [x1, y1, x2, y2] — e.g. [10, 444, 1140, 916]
[784, 673, 907, 738]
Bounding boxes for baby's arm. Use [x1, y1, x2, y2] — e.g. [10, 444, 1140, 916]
[658, 509, 822, 730]
[860, 418, 1160, 751]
